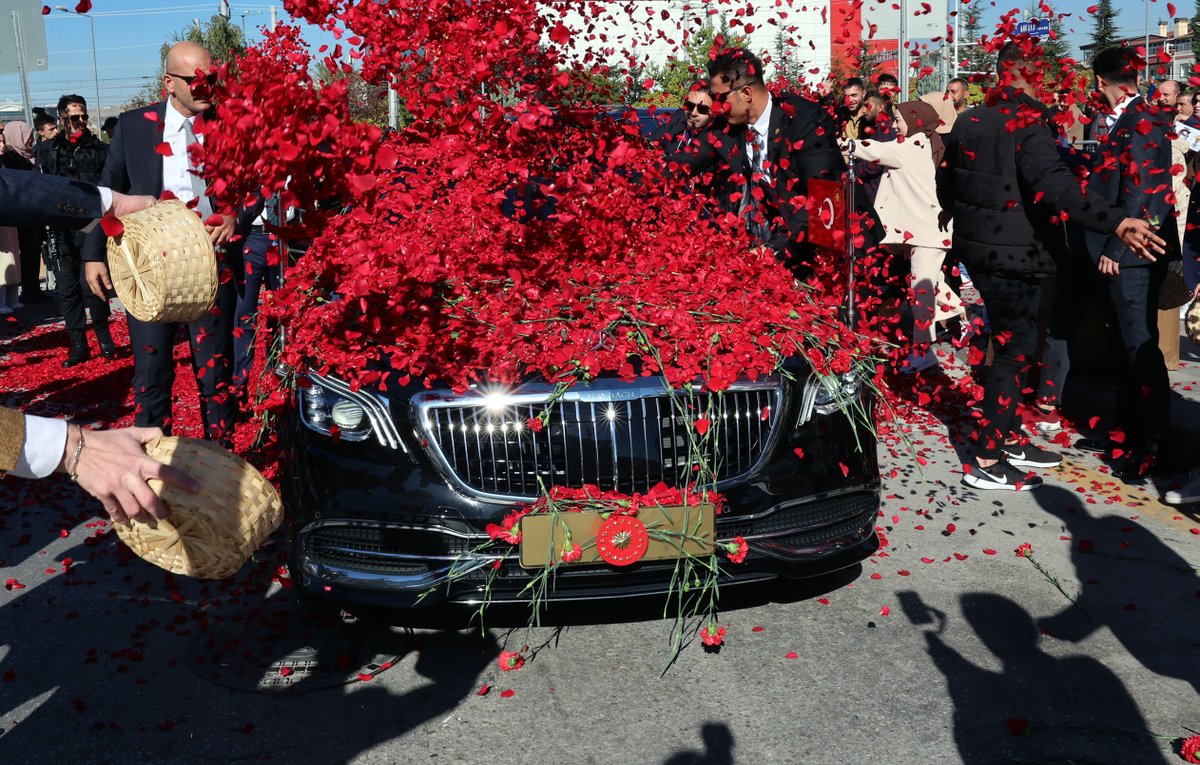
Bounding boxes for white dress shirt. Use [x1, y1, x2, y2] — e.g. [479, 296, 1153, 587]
[746, 98, 773, 180]
[1104, 93, 1137, 135]
[10, 415, 67, 479]
[162, 100, 202, 204]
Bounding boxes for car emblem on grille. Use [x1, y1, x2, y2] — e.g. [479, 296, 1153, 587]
[590, 329, 615, 352]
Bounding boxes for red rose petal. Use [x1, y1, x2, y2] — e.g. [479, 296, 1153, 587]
[99, 216, 124, 237]
[500, 689, 515, 698]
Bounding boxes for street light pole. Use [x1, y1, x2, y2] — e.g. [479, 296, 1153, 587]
[55, 6, 101, 115]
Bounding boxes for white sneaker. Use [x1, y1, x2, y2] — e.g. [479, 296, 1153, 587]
[1164, 471, 1200, 505]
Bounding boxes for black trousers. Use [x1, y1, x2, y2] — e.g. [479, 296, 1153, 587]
[232, 232, 280, 388]
[970, 271, 1043, 460]
[127, 278, 237, 443]
[1043, 258, 1169, 449]
[48, 229, 110, 333]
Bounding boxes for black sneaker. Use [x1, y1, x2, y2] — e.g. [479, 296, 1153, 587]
[963, 459, 1044, 491]
[1001, 443, 1062, 469]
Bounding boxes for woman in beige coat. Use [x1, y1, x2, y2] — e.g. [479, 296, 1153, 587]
[852, 100, 963, 372]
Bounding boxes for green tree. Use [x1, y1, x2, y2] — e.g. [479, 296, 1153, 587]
[958, 1, 994, 78]
[315, 60, 393, 128]
[1193, 0, 1200, 62]
[772, 29, 806, 85]
[1035, 2, 1071, 63]
[1089, 0, 1120, 56]
[125, 15, 247, 108]
[642, 16, 749, 106]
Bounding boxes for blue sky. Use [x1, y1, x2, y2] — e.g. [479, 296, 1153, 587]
[0, 0, 1178, 113]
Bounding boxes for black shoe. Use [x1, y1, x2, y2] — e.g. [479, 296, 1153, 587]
[1112, 449, 1159, 482]
[963, 459, 1044, 491]
[62, 331, 90, 368]
[1001, 442, 1062, 469]
[1074, 437, 1111, 453]
[93, 323, 116, 358]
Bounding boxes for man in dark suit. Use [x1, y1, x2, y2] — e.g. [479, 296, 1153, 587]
[666, 48, 846, 273]
[649, 80, 715, 155]
[943, 42, 1165, 491]
[82, 41, 240, 445]
[1071, 48, 1180, 475]
[0, 169, 154, 228]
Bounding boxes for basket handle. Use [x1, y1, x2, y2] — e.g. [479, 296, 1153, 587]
[119, 241, 152, 302]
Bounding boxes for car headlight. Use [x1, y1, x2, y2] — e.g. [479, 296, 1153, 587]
[299, 380, 374, 442]
[813, 371, 862, 416]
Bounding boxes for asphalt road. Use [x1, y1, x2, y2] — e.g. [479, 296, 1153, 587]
[1, 347, 1198, 764]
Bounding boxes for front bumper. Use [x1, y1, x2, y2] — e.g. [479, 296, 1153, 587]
[281, 386, 881, 609]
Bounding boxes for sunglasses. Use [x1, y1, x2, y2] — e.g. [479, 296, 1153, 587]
[168, 71, 218, 86]
[683, 101, 712, 115]
[66, 113, 88, 123]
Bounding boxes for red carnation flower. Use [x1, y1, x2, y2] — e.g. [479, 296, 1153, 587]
[526, 417, 544, 433]
[1015, 543, 1033, 558]
[560, 543, 582, 563]
[724, 536, 748, 564]
[700, 623, 725, 647]
[1180, 735, 1200, 763]
[498, 650, 524, 672]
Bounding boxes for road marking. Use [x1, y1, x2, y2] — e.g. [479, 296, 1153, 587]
[1051, 457, 1190, 528]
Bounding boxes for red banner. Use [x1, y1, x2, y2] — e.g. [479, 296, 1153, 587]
[807, 179, 847, 250]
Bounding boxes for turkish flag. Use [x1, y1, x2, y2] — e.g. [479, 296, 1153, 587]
[807, 178, 846, 250]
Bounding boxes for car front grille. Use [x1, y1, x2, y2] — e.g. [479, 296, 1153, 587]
[412, 379, 787, 501]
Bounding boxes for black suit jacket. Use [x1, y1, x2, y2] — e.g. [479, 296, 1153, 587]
[667, 93, 846, 262]
[82, 101, 248, 273]
[0, 168, 103, 229]
[1082, 96, 1181, 268]
[83, 102, 168, 263]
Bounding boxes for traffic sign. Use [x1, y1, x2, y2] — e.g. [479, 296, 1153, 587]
[1015, 18, 1052, 38]
[0, 0, 49, 76]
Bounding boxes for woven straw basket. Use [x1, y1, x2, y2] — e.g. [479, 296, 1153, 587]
[114, 437, 283, 580]
[106, 199, 217, 323]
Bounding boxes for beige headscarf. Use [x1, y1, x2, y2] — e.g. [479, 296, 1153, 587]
[2, 121, 34, 161]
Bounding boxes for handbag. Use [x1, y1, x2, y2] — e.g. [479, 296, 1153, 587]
[1158, 260, 1190, 310]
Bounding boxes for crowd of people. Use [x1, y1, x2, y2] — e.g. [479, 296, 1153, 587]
[2, 37, 1200, 520]
[654, 42, 1199, 503]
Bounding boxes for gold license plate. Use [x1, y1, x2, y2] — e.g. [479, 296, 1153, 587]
[518, 503, 716, 569]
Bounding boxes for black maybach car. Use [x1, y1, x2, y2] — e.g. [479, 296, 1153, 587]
[279, 358, 881, 609]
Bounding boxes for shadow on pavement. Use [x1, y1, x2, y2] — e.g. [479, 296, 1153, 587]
[916, 591, 1169, 765]
[1033, 484, 1200, 695]
[663, 722, 735, 765]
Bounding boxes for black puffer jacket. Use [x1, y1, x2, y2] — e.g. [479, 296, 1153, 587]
[38, 130, 107, 184]
[940, 88, 1123, 277]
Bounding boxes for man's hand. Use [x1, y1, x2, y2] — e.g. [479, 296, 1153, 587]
[60, 426, 201, 525]
[84, 261, 112, 299]
[205, 213, 236, 246]
[109, 192, 157, 219]
[1098, 255, 1120, 276]
[1114, 217, 1165, 261]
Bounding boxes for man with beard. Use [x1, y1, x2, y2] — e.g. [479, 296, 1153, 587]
[39, 94, 115, 366]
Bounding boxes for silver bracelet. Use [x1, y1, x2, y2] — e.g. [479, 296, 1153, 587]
[67, 425, 85, 482]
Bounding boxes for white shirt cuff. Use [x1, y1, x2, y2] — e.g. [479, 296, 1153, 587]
[79, 186, 114, 235]
[11, 415, 67, 479]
